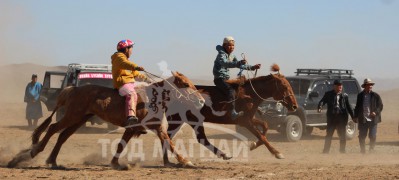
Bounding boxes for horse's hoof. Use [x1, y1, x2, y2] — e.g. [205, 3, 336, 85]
[275, 153, 285, 159]
[7, 148, 32, 168]
[249, 141, 257, 151]
[220, 153, 232, 160]
[182, 161, 196, 168]
[111, 163, 130, 171]
[164, 162, 178, 167]
[49, 165, 66, 170]
[7, 159, 18, 168]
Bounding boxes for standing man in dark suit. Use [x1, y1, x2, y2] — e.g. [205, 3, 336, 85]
[354, 78, 383, 154]
[318, 80, 354, 153]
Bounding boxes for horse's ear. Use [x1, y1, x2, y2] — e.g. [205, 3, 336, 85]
[171, 71, 177, 77]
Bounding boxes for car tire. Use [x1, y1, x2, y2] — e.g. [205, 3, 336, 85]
[345, 119, 357, 140]
[284, 115, 303, 142]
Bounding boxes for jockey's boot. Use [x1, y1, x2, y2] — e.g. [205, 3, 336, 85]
[126, 98, 147, 134]
[231, 109, 244, 120]
[125, 116, 147, 134]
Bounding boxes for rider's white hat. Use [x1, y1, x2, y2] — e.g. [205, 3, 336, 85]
[223, 36, 235, 44]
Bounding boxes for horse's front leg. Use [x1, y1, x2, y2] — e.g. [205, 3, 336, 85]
[245, 118, 284, 159]
[248, 117, 269, 151]
[162, 114, 184, 166]
[156, 125, 194, 168]
[110, 128, 136, 170]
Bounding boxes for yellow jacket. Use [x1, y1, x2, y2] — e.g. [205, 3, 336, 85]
[111, 52, 141, 89]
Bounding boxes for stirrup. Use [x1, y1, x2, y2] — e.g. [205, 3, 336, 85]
[126, 116, 139, 126]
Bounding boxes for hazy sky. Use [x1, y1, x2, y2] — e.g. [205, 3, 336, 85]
[1, 0, 398, 79]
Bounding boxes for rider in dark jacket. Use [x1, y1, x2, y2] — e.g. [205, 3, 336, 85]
[213, 36, 261, 119]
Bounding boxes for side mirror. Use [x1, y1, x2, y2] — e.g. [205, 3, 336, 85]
[309, 91, 319, 98]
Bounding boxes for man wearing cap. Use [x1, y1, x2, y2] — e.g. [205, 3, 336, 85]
[354, 78, 383, 153]
[24, 74, 43, 128]
[213, 36, 261, 119]
[318, 79, 354, 153]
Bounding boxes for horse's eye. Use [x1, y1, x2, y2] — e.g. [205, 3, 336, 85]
[184, 83, 190, 87]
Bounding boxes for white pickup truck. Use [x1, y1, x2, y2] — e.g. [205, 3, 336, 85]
[40, 63, 117, 130]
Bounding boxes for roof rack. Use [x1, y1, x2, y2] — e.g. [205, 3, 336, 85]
[67, 63, 112, 73]
[295, 69, 353, 77]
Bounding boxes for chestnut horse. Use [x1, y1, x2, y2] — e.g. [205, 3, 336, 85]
[7, 72, 205, 170]
[162, 64, 298, 164]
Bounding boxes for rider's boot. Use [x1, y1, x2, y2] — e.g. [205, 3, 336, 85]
[125, 95, 147, 134]
[230, 102, 244, 120]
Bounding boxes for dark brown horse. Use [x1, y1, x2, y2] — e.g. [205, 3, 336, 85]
[7, 72, 205, 170]
[162, 64, 298, 164]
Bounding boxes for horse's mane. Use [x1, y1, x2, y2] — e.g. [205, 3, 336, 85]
[226, 64, 284, 87]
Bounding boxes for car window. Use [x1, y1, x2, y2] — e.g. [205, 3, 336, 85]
[310, 80, 332, 100]
[287, 78, 310, 98]
[342, 80, 359, 95]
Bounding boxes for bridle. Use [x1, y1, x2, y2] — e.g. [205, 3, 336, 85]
[247, 71, 294, 107]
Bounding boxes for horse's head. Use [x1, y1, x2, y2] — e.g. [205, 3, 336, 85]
[271, 74, 298, 112]
[168, 71, 205, 110]
[269, 64, 297, 112]
[246, 64, 297, 112]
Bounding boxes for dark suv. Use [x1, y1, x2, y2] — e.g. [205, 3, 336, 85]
[40, 63, 116, 129]
[238, 69, 361, 142]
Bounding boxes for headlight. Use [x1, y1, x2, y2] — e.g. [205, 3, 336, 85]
[275, 102, 283, 112]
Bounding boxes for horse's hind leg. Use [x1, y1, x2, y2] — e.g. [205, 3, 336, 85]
[110, 128, 135, 170]
[45, 116, 91, 168]
[31, 114, 77, 158]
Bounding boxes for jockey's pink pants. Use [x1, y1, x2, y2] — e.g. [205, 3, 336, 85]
[118, 83, 137, 117]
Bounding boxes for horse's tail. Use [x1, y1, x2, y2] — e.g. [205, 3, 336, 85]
[32, 86, 76, 144]
[32, 108, 56, 144]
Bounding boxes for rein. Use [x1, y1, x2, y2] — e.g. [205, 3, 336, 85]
[245, 70, 294, 104]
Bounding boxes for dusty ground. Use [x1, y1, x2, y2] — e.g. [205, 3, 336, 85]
[0, 99, 398, 179]
[0, 64, 398, 179]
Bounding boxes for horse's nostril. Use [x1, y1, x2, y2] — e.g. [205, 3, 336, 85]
[293, 105, 298, 109]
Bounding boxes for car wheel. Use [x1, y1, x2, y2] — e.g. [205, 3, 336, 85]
[284, 115, 303, 142]
[303, 126, 314, 136]
[345, 119, 357, 140]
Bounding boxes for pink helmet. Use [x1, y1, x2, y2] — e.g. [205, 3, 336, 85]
[117, 39, 134, 50]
